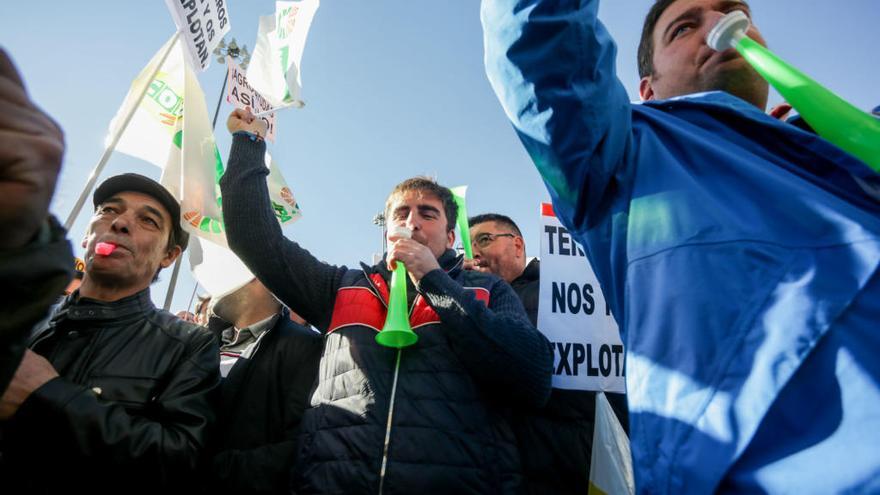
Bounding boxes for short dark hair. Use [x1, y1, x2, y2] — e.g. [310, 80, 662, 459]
[637, 0, 679, 78]
[385, 177, 458, 232]
[468, 213, 523, 237]
[637, 0, 750, 78]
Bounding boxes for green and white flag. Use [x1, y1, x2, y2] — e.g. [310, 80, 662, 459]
[107, 37, 302, 296]
[109, 35, 185, 169]
[247, 0, 320, 108]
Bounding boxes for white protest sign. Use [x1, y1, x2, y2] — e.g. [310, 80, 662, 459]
[537, 203, 625, 393]
[164, 0, 231, 71]
[226, 59, 277, 142]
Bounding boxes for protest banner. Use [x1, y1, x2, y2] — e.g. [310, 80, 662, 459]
[226, 59, 277, 142]
[164, 0, 231, 71]
[111, 37, 186, 168]
[537, 203, 626, 393]
[63, 32, 181, 230]
[100, 37, 303, 298]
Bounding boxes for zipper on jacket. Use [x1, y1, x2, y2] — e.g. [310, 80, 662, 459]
[377, 348, 402, 495]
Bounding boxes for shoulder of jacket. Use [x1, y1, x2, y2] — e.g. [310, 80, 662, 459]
[456, 269, 502, 289]
[145, 308, 216, 347]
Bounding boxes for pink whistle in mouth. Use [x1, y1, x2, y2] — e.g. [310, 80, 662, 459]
[95, 242, 117, 256]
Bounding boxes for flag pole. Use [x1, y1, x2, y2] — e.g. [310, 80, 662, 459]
[163, 68, 229, 311]
[64, 31, 181, 231]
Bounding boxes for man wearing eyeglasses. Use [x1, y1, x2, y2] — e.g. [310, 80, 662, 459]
[469, 213, 627, 495]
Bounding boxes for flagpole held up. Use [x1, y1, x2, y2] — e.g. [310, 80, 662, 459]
[64, 32, 181, 230]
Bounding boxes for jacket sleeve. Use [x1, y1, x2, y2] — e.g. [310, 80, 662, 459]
[481, 0, 633, 233]
[418, 269, 553, 407]
[16, 327, 220, 489]
[219, 135, 346, 330]
[0, 216, 72, 392]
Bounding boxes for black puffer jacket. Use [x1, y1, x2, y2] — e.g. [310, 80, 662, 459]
[220, 135, 554, 494]
[0, 288, 220, 494]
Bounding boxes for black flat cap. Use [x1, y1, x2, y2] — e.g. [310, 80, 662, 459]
[93, 173, 189, 250]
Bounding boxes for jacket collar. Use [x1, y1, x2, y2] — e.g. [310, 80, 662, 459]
[641, 91, 880, 211]
[55, 287, 155, 323]
[513, 258, 540, 287]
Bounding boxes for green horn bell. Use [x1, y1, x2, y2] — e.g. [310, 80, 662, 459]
[707, 11, 880, 173]
[376, 263, 418, 348]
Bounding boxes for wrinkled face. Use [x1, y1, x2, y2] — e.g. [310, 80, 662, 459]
[640, 0, 769, 108]
[83, 191, 180, 291]
[386, 190, 455, 259]
[469, 221, 525, 283]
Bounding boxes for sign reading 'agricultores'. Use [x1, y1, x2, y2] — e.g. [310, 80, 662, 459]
[226, 59, 277, 142]
[164, 0, 231, 72]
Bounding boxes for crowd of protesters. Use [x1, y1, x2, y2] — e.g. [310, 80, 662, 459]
[1, 0, 878, 493]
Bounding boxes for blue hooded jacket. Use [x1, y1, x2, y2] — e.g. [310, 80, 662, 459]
[482, 0, 880, 493]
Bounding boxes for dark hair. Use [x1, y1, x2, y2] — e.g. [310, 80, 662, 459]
[385, 176, 458, 232]
[637, 0, 679, 78]
[468, 213, 523, 237]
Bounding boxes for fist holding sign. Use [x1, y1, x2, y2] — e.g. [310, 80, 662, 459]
[226, 60, 277, 142]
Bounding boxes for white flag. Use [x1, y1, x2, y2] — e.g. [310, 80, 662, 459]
[247, 0, 320, 108]
[163, 0, 231, 71]
[588, 392, 634, 495]
[187, 236, 255, 298]
[107, 38, 303, 296]
[164, 57, 303, 295]
[109, 35, 185, 169]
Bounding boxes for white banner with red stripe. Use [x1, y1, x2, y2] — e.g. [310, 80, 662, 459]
[536, 203, 625, 393]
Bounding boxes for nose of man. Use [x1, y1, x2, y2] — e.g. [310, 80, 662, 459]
[403, 211, 420, 231]
[110, 213, 131, 235]
[701, 10, 727, 40]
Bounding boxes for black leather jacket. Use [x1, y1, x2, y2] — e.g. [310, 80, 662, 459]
[0, 288, 220, 494]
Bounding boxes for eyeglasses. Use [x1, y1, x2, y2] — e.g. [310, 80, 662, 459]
[472, 232, 516, 249]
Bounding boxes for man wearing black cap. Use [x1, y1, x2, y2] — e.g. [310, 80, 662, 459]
[0, 173, 221, 494]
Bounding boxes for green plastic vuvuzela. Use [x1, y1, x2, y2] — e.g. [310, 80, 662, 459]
[450, 185, 474, 259]
[375, 263, 418, 348]
[376, 225, 418, 349]
[707, 11, 880, 173]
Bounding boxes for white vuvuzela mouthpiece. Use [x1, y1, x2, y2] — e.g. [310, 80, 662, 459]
[706, 10, 750, 51]
[387, 225, 412, 240]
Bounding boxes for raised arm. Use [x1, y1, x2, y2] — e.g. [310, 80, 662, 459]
[481, 0, 633, 231]
[220, 109, 345, 330]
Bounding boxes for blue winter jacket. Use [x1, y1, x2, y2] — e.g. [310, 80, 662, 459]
[482, 0, 880, 493]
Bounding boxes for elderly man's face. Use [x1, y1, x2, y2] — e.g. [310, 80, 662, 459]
[83, 191, 180, 292]
[640, 0, 769, 109]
